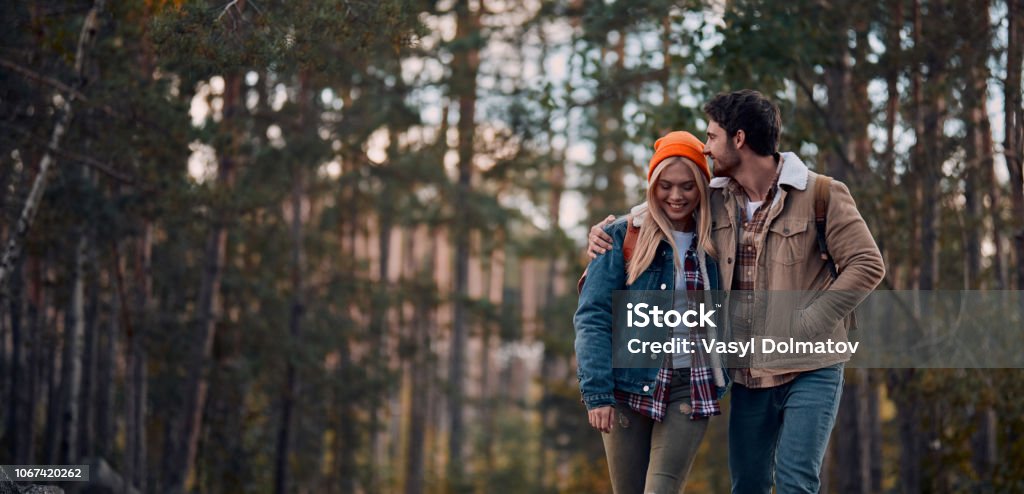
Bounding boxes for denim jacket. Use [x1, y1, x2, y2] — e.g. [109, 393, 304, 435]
[574, 217, 723, 410]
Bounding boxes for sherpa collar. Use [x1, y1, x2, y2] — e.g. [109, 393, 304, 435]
[708, 151, 808, 191]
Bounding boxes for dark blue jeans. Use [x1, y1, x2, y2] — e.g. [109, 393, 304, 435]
[728, 364, 844, 494]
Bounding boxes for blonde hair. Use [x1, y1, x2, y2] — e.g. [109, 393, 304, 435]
[626, 157, 716, 286]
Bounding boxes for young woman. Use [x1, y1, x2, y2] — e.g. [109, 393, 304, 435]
[574, 131, 727, 494]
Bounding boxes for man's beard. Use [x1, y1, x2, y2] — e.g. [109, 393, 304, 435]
[713, 147, 741, 177]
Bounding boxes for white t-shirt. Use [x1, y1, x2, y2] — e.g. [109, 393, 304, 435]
[671, 231, 695, 369]
[672, 230, 695, 285]
[745, 200, 764, 221]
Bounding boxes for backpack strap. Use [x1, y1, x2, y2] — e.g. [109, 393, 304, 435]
[622, 216, 641, 263]
[577, 215, 642, 294]
[813, 174, 858, 330]
[813, 175, 838, 279]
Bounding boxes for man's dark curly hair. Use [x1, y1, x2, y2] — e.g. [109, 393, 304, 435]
[702, 90, 781, 157]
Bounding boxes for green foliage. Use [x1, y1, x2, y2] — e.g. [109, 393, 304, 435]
[150, 0, 426, 81]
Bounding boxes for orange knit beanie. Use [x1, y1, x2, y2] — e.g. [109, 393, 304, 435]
[647, 131, 710, 182]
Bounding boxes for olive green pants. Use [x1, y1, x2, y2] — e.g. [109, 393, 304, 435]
[601, 368, 709, 494]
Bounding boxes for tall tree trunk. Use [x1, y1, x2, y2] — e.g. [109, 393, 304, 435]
[448, 1, 480, 488]
[918, 4, 952, 489]
[79, 243, 98, 462]
[120, 217, 151, 492]
[824, 7, 851, 182]
[61, 169, 92, 466]
[962, 0, 992, 290]
[832, 11, 876, 491]
[476, 230, 503, 481]
[835, 369, 871, 494]
[165, 70, 242, 494]
[5, 256, 31, 464]
[971, 407, 998, 483]
[126, 18, 157, 490]
[403, 228, 435, 494]
[335, 343, 358, 494]
[537, 82, 567, 489]
[850, 21, 871, 178]
[0, 261, 11, 453]
[1006, 0, 1024, 290]
[96, 270, 115, 460]
[403, 101, 449, 494]
[906, 0, 925, 292]
[274, 71, 310, 494]
[876, 6, 901, 481]
[919, 103, 945, 292]
[25, 258, 44, 465]
[986, 121, 1006, 288]
[367, 139, 395, 492]
[965, 0, 998, 477]
[135, 223, 152, 492]
[867, 371, 883, 491]
[893, 3, 927, 493]
[0, 268, 7, 437]
[917, 0, 945, 293]
[880, 0, 902, 268]
[44, 295, 63, 465]
[333, 93, 361, 494]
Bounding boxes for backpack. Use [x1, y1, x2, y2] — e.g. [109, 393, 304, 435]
[576, 216, 640, 294]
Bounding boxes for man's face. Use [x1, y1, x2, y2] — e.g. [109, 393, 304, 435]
[704, 121, 741, 177]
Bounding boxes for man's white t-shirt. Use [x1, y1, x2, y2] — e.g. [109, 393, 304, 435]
[746, 200, 764, 221]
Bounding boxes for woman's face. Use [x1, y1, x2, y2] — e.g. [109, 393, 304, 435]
[653, 161, 700, 231]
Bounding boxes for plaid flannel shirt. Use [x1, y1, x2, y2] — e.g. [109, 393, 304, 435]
[728, 159, 801, 388]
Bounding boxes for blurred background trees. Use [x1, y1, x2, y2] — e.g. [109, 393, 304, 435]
[1, 0, 1022, 492]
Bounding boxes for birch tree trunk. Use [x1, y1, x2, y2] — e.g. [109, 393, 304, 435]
[0, 0, 105, 298]
[60, 229, 89, 465]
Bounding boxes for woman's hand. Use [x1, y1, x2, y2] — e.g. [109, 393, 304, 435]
[588, 405, 615, 433]
[587, 215, 616, 259]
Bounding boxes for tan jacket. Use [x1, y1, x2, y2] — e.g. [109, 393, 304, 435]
[708, 152, 885, 370]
